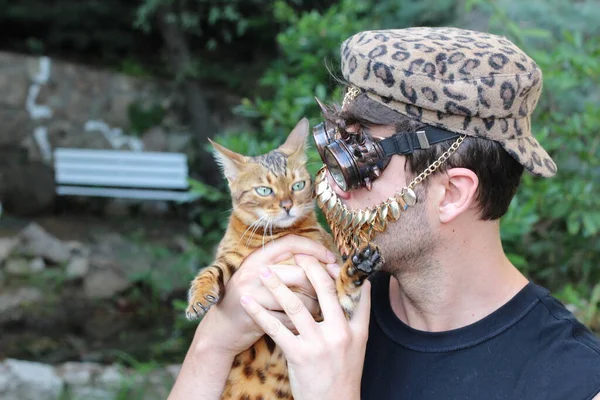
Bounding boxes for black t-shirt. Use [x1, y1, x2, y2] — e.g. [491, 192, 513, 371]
[361, 273, 600, 400]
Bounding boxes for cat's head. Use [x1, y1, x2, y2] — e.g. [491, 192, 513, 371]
[210, 118, 314, 229]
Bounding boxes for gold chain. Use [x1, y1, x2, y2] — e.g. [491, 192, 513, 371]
[407, 134, 465, 190]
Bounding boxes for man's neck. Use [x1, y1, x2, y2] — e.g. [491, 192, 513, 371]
[388, 222, 528, 332]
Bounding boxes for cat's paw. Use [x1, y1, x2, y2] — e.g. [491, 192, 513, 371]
[346, 244, 383, 285]
[185, 273, 222, 321]
[336, 243, 384, 319]
[186, 290, 220, 320]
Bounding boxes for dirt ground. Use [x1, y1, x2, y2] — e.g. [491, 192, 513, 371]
[0, 211, 190, 245]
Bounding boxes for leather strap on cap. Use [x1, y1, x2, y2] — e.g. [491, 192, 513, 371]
[380, 127, 461, 157]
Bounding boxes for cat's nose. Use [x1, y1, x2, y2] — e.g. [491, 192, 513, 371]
[280, 199, 293, 213]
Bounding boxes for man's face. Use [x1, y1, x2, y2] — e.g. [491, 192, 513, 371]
[325, 124, 438, 272]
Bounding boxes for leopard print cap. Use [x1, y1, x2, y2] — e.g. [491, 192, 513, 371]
[340, 27, 557, 177]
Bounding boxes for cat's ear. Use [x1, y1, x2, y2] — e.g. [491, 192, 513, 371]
[280, 117, 309, 157]
[209, 138, 247, 182]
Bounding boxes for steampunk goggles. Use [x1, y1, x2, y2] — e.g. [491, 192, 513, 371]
[312, 121, 462, 192]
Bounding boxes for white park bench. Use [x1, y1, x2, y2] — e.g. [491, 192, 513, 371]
[53, 148, 196, 203]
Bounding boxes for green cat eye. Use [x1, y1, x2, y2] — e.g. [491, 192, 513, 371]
[292, 181, 306, 191]
[255, 186, 273, 196]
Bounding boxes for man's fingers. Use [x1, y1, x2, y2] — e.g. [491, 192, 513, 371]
[258, 266, 319, 339]
[268, 311, 301, 335]
[325, 263, 341, 280]
[294, 254, 345, 324]
[240, 295, 296, 351]
[271, 265, 317, 299]
[250, 235, 337, 265]
[251, 289, 321, 316]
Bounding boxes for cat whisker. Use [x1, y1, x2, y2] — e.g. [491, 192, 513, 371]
[239, 215, 266, 246]
[247, 215, 267, 247]
[246, 218, 263, 247]
[263, 217, 274, 250]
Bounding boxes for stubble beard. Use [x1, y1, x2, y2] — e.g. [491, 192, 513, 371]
[372, 195, 438, 277]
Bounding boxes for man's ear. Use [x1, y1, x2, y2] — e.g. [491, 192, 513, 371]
[437, 168, 479, 223]
[208, 138, 248, 183]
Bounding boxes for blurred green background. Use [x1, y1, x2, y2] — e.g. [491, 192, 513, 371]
[0, 0, 598, 398]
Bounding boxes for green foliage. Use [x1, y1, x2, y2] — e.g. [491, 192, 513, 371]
[127, 103, 166, 136]
[556, 283, 600, 332]
[235, 0, 458, 173]
[135, 0, 258, 46]
[0, 0, 157, 68]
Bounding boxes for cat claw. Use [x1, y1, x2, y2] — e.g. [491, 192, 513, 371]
[348, 244, 383, 285]
[205, 294, 219, 304]
[185, 305, 201, 321]
[185, 292, 220, 321]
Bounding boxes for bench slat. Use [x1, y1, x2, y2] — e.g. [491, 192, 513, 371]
[54, 148, 187, 163]
[56, 164, 188, 176]
[56, 186, 195, 202]
[55, 173, 189, 189]
[53, 148, 194, 202]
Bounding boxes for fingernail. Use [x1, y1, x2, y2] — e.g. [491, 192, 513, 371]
[259, 267, 272, 278]
[240, 295, 252, 305]
[327, 251, 337, 263]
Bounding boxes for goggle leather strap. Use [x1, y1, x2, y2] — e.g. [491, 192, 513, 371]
[380, 127, 461, 157]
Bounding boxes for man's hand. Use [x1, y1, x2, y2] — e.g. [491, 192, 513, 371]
[168, 235, 338, 400]
[195, 235, 338, 357]
[240, 254, 371, 400]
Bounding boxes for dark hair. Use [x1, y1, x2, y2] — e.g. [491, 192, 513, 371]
[322, 92, 524, 220]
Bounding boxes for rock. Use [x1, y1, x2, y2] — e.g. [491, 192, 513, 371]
[29, 257, 46, 272]
[0, 288, 43, 321]
[90, 232, 154, 278]
[0, 65, 28, 108]
[69, 387, 116, 400]
[142, 126, 168, 151]
[0, 110, 31, 147]
[83, 268, 130, 300]
[166, 364, 182, 380]
[65, 240, 91, 258]
[4, 255, 46, 276]
[0, 358, 182, 400]
[1, 161, 56, 216]
[0, 359, 64, 400]
[104, 198, 133, 217]
[5, 258, 32, 276]
[17, 223, 71, 264]
[56, 362, 102, 386]
[0, 238, 17, 263]
[65, 256, 89, 280]
[0, 362, 18, 395]
[96, 364, 123, 388]
[140, 200, 170, 215]
[166, 132, 193, 153]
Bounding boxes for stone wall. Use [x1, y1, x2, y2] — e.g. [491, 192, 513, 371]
[0, 51, 245, 215]
[0, 358, 181, 400]
[0, 52, 189, 159]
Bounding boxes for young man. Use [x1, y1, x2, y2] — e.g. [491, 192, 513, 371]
[169, 27, 600, 400]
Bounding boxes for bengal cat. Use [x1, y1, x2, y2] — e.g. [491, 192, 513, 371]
[186, 118, 382, 400]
